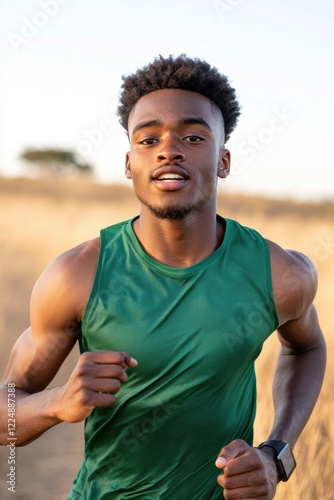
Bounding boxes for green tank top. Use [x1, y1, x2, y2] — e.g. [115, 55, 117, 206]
[68, 216, 278, 500]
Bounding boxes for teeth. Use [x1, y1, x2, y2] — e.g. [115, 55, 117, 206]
[158, 173, 184, 180]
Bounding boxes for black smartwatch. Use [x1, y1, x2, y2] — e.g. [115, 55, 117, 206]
[258, 440, 296, 482]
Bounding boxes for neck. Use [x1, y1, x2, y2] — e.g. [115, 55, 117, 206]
[132, 206, 225, 268]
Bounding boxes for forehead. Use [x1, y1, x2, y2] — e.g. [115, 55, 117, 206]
[128, 88, 221, 135]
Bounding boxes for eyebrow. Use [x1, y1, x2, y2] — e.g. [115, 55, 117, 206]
[131, 117, 213, 136]
[132, 119, 163, 136]
[178, 117, 213, 131]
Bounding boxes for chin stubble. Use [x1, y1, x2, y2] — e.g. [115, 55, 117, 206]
[148, 204, 192, 220]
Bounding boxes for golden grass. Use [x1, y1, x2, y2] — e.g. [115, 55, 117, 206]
[0, 177, 333, 499]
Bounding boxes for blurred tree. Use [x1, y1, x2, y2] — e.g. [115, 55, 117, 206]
[20, 148, 93, 179]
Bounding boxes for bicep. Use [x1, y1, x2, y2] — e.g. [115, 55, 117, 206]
[1, 325, 78, 393]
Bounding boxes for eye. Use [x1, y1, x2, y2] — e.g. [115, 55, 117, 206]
[139, 138, 158, 145]
[184, 135, 204, 143]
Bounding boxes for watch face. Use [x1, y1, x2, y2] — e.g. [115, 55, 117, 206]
[277, 444, 296, 480]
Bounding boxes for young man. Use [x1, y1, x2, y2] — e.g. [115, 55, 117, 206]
[0, 55, 326, 499]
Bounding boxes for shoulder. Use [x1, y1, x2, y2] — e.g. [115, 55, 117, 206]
[266, 239, 318, 326]
[31, 237, 100, 323]
[53, 237, 100, 277]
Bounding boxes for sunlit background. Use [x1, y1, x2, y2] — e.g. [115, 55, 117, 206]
[1, 4, 334, 499]
[0, 0, 333, 201]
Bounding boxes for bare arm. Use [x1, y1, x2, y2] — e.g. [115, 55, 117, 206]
[216, 243, 326, 499]
[268, 305, 326, 447]
[268, 245, 326, 446]
[0, 239, 137, 446]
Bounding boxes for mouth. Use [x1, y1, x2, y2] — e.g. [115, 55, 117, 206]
[152, 167, 189, 191]
[156, 173, 186, 181]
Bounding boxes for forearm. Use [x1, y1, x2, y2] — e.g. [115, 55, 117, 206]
[268, 340, 326, 447]
[0, 385, 62, 446]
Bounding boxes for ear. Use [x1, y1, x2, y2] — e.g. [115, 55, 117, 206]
[125, 152, 132, 179]
[218, 148, 230, 179]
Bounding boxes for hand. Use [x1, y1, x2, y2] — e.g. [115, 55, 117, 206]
[215, 439, 279, 499]
[51, 351, 138, 423]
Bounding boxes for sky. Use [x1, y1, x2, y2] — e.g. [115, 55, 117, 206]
[0, 0, 333, 201]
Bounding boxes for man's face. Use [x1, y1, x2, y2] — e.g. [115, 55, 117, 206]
[125, 88, 230, 220]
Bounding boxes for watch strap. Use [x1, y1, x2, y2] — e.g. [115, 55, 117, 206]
[258, 439, 288, 454]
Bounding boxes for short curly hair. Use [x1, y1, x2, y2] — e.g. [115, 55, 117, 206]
[117, 54, 241, 143]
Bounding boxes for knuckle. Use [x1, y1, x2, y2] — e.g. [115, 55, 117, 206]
[80, 351, 92, 362]
[76, 361, 91, 377]
[113, 365, 127, 380]
[110, 364, 122, 376]
[234, 438, 246, 445]
[79, 390, 92, 407]
[109, 394, 116, 404]
[113, 351, 127, 364]
[257, 484, 269, 496]
[248, 469, 262, 486]
[101, 393, 116, 406]
[110, 379, 121, 393]
[253, 470, 262, 484]
[220, 476, 228, 488]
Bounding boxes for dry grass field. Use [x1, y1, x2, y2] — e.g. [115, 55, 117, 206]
[0, 177, 333, 500]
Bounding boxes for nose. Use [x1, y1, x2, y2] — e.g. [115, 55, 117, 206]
[156, 136, 185, 163]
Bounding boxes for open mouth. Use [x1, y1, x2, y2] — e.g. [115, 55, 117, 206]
[156, 173, 186, 181]
[152, 171, 189, 191]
